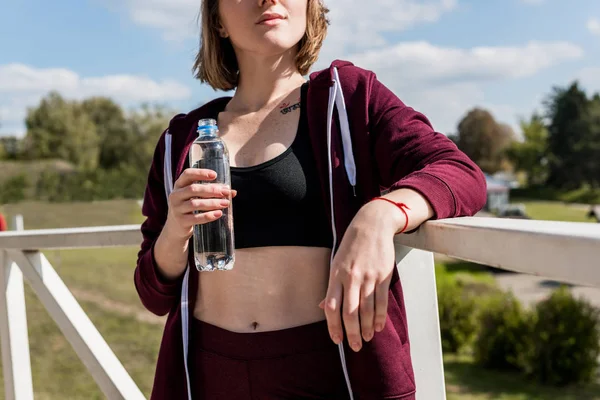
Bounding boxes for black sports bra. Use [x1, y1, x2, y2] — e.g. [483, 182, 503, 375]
[229, 83, 332, 249]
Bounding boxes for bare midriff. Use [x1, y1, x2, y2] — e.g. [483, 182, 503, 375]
[193, 246, 331, 333]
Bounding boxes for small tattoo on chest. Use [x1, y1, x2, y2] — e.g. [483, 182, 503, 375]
[279, 99, 301, 115]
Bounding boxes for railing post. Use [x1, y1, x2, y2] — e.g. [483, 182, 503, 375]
[12, 215, 24, 233]
[395, 244, 446, 400]
[7, 250, 145, 400]
[0, 215, 34, 400]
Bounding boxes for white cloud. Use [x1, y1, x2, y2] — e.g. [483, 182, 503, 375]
[348, 41, 583, 84]
[587, 18, 600, 36]
[320, 0, 457, 56]
[0, 64, 192, 137]
[116, 0, 201, 41]
[343, 40, 582, 134]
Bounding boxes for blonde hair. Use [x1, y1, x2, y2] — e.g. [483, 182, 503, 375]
[194, 0, 330, 91]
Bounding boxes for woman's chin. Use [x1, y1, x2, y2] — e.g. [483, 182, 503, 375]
[249, 41, 301, 58]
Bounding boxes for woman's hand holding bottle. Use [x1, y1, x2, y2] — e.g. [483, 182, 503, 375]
[164, 168, 235, 242]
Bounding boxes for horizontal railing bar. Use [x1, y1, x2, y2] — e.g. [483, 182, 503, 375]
[396, 217, 600, 287]
[420, 217, 600, 239]
[1, 218, 599, 288]
[0, 225, 142, 250]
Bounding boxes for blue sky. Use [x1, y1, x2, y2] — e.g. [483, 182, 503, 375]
[1, 0, 599, 137]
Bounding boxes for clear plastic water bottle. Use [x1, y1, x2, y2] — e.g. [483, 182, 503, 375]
[188, 118, 235, 272]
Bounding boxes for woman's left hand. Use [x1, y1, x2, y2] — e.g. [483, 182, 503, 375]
[319, 201, 403, 353]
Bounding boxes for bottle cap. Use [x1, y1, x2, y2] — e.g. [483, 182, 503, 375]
[198, 118, 217, 129]
[197, 118, 218, 135]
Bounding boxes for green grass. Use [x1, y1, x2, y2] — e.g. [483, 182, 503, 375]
[445, 354, 600, 400]
[435, 260, 499, 299]
[519, 201, 593, 222]
[0, 199, 144, 230]
[511, 187, 600, 205]
[435, 260, 496, 285]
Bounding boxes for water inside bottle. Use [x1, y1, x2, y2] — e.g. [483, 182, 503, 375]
[191, 139, 235, 272]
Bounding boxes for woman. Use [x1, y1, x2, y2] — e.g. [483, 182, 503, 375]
[134, 0, 487, 399]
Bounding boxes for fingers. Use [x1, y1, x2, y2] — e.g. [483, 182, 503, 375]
[322, 269, 391, 352]
[360, 278, 376, 342]
[374, 279, 390, 333]
[179, 198, 230, 214]
[343, 276, 362, 352]
[323, 280, 344, 345]
[182, 210, 223, 225]
[170, 183, 230, 207]
[172, 169, 237, 203]
[165, 169, 237, 237]
[174, 168, 217, 190]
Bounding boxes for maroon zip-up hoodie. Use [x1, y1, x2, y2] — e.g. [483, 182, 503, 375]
[135, 60, 487, 400]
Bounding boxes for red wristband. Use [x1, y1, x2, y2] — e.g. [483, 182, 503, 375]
[372, 197, 411, 234]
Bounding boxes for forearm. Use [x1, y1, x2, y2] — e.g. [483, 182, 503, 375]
[153, 222, 190, 281]
[381, 188, 434, 233]
[355, 188, 434, 235]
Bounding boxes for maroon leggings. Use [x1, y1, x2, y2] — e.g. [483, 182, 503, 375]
[190, 317, 351, 400]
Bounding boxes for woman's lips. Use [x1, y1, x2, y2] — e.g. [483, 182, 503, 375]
[257, 13, 285, 25]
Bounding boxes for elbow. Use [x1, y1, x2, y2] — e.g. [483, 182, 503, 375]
[134, 265, 177, 317]
[466, 165, 488, 216]
[141, 298, 172, 317]
[451, 161, 487, 218]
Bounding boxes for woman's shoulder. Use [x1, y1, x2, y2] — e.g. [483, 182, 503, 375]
[309, 59, 377, 87]
[309, 60, 402, 111]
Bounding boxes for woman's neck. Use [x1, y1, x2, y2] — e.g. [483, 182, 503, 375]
[227, 50, 306, 113]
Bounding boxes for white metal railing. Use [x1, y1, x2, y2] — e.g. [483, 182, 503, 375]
[396, 217, 600, 287]
[0, 216, 599, 400]
[0, 217, 144, 400]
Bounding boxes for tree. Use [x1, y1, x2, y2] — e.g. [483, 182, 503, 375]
[0, 136, 23, 160]
[0, 120, 4, 160]
[506, 113, 549, 186]
[455, 108, 515, 174]
[24, 92, 100, 170]
[0, 119, 18, 160]
[544, 82, 593, 189]
[81, 97, 129, 170]
[580, 100, 600, 188]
